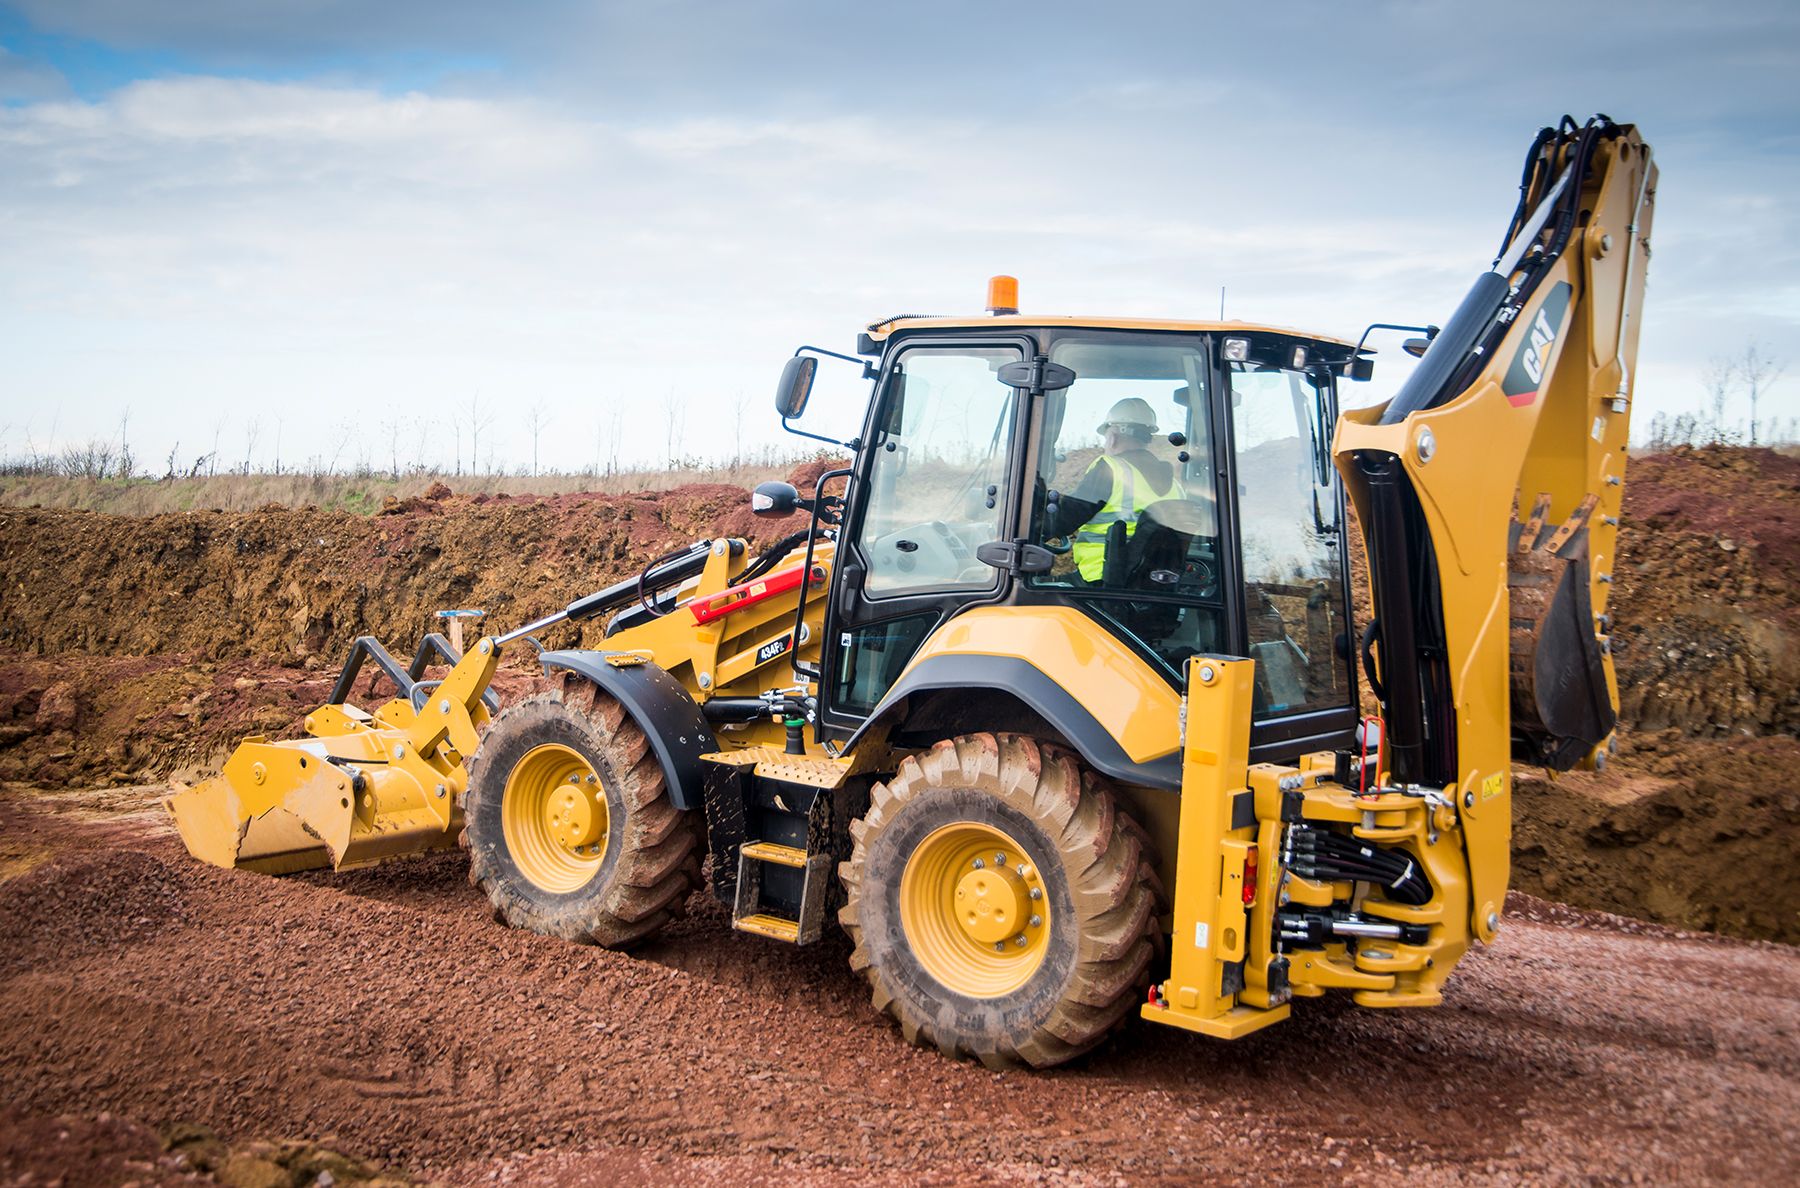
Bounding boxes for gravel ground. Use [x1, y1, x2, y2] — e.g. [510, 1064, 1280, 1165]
[2, 785, 1796, 1186]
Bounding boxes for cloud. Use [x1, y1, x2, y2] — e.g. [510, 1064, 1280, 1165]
[0, 44, 69, 100]
[1, 3, 1797, 469]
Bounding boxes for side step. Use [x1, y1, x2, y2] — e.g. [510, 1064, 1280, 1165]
[732, 838, 832, 945]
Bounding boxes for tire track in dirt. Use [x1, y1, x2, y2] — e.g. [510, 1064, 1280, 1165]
[2, 789, 1795, 1185]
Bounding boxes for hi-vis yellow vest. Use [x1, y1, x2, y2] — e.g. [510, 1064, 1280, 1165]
[1071, 456, 1183, 582]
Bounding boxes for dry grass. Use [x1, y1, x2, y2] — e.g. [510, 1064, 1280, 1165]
[0, 459, 825, 516]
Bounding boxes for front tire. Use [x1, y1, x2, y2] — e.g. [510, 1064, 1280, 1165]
[838, 733, 1161, 1068]
[462, 677, 701, 947]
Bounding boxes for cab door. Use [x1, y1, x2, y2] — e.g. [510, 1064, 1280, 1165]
[820, 337, 1030, 735]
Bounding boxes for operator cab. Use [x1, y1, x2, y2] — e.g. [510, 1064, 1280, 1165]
[776, 284, 1361, 765]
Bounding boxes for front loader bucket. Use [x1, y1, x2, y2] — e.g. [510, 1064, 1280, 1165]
[168, 736, 462, 874]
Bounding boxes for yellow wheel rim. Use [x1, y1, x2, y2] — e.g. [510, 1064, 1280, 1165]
[899, 821, 1050, 997]
[501, 743, 609, 894]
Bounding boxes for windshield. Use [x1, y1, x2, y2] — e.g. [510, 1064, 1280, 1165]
[857, 344, 1019, 598]
[1027, 335, 1224, 674]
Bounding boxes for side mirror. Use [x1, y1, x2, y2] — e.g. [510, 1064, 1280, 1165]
[1402, 338, 1432, 358]
[1347, 356, 1375, 382]
[751, 480, 802, 518]
[776, 356, 817, 420]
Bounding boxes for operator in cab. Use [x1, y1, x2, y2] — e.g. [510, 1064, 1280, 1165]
[1045, 397, 1185, 584]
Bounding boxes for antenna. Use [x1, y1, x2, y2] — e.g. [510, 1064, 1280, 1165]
[1219, 286, 1226, 320]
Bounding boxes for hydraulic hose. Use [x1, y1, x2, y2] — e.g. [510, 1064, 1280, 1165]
[733, 528, 821, 590]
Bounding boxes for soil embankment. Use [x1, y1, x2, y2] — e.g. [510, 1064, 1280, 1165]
[2, 446, 1794, 941]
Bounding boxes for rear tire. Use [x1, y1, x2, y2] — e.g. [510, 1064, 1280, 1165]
[838, 733, 1161, 1068]
[462, 676, 701, 947]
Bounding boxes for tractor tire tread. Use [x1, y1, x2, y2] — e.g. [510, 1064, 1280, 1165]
[838, 732, 1162, 1069]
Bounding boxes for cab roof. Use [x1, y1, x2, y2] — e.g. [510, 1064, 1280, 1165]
[865, 313, 1356, 349]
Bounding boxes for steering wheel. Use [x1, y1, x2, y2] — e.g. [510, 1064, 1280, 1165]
[1181, 556, 1219, 599]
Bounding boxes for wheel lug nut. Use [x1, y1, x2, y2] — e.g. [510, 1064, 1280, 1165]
[994, 852, 1006, 864]
[1029, 887, 1042, 900]
[1029, 914, 1042, 928]
[1014, 935, 1027, 947]
[994, 942, 1005, 952]
[972, 858, 985, 869]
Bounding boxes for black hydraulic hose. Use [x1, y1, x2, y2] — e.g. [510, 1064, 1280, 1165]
[1360, 619, 1387, 703]
[1354, 453, 1431, 783]
[636, 544, 710, 618]
[733, 528, 819, 590]
[1496, 125, 1558, 265]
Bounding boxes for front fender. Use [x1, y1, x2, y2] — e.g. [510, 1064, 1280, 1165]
[537, 650, 715, 811]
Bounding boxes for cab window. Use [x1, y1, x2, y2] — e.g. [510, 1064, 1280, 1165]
[857, 345, 1019, 598]
[1229, 359, 1349, 715]
[1027, 335, 1225, 675]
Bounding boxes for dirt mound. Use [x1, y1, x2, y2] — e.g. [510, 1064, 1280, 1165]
[1611, 446, 1800, 736]
[3, 790, 1797, 1185]
[1515, 733, 1800, 940]
[0, 650, 547, 788]
[0, 483, 770, 662]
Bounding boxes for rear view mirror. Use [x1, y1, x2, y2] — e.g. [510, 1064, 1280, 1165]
[751, 480, 802, 518]
[1402, 338, 1432, 358]
[1347, 356, 1375, 382]
[776, 356, 817, 420]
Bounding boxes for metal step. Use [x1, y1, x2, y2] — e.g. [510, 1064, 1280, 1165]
[733, 912, 801, 943]
[739, 840, 808, 868]
[733, 835, 832, 945]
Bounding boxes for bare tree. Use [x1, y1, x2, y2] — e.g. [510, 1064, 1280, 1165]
[660, 390, 686, 468]
[1701, 356, 1737, 445]
[526, 401, 550, 477]
[209, 415, 227, 477]
[242, 416, 263, 475]
[731, 391, 751, 474]
[1737, 342, 1787, 446]
[115, 407, 134, 479]
[325, 422, 351, 475]
[606, 404, 623, 477]
[466, 394, 495, 476]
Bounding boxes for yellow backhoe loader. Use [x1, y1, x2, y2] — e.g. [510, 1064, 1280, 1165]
[170, 115, 1655, 1065]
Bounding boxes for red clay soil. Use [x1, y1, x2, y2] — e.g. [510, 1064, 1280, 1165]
[2, 788, 1796, 1186]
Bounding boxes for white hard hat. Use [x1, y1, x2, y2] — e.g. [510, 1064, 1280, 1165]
[1098, 397, 1158, 435]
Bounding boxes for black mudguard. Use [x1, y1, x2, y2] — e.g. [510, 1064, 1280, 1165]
[537, 650, 716, 811]
[843, 653, 1182, 791]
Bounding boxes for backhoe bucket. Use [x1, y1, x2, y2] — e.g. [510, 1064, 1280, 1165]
[167, 735, 463, 874]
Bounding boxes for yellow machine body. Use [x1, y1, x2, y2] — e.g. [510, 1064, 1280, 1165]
[168, 117, 1654, 1059]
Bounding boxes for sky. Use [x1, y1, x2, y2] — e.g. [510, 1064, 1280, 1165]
[2, 0, 1797, 475]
